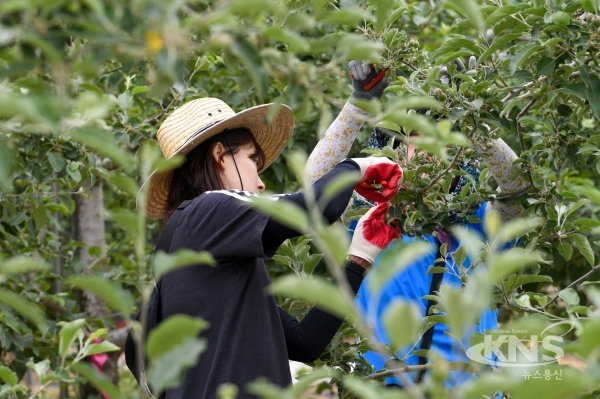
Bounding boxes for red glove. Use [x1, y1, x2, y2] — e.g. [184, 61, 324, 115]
[348, 202, 401, 264]
[351, 157, 403, 202]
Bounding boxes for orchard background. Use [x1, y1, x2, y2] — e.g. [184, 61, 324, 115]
[1, 0, 600, 398]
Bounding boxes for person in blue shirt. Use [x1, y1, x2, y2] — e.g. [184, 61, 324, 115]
[306, 61, 529, 388]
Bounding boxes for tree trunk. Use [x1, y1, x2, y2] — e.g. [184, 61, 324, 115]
[76, 178, 109, 318]
[75, 177, 121, 397]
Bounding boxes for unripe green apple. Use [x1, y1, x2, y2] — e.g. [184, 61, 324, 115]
[550, 11, 571, 26]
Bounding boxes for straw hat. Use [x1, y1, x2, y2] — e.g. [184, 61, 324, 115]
[140, 98, 294, 219]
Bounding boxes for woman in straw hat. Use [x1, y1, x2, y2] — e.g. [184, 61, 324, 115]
[137, 88, 401, 398]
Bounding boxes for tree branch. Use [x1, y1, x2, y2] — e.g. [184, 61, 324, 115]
[143, 95, 179, 125]
[495, 184, 533, 200]
[516, 98, 537, 185]
[364, 362, 468, 380]
[365, 364, 432, 380]
[425, 120, 480, 192]
[542, 265, 600, 310]
[425, 147, 463, 190]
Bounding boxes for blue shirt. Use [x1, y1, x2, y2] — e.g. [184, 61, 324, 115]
[354, 202, 498, 388]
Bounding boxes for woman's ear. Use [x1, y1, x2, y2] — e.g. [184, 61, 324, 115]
[211, 142, 226, 170]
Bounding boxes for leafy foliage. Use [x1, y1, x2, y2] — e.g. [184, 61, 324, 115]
[1, 0, 600, 398]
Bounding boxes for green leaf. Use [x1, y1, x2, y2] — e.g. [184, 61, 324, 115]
[81, 341, 121, 357]
[451, 227, 485, 264]
[504, 274, 553, 293]
[574, 219, 600, 228]
[432, 38, 483, 59]
[0, 366, 18, 387]
[478, 32, 522, 63]
[488, 5, 530, 25]
[132, 85, 150, 95]
[381, 112, 437, 137]
[560, 83, 588, 99]
[488, 248, 542, 282]
[32, 200, 47, 230]
[86, 328, 108, 344]
[495, 217, 542, 245]
[576, 312, 600, 357]
[382, 300, 421, 351]
[557, 242, 573, 261]
[536, 57, 556, 77]
[457, 372, 517, 399]
[320, 171, 361, 207]
[70, 128, 134, 172]
[348, 98, 381, 115]
[152, 249, 215, 280]
[303, 253, 323, 275]
[0, 256, 48, 275]
[446, 0, 484, 31]
[342, 375, 383, 399]
[229, 37, 268, 101]
[71, 363, 123, 399]
[67, 276, 134, 316]
[580, 65, 600, 120]
[581, 0, 598, 13]
[372, 0, 396, 32]
[263, 27, 310, 52]
[147, 337, 206, 394]
[453, 245, 468, 268]
[0, 141, 13, 191]
[572, 186, 600, 207]
[316, 9, 372, 26]
[27, 360, 50, 382]
[290, 368, 334, 397]
[316, 224, 349, 266]
[0, 290, 46, 331]
[107, 175, 138, 197]
[557, 287, 580, 306]
[368, 241, 433, 294]
[270, 275, 360, 324]
[438, 285, 472, 338]
[427, 266, 447, 274]
[146, 314, 209, 362]
[245, 377, 286, 398]
[57, 319, 86, 359]
[570, 233, 595, 267]
[248, 195, 309, 233]
[338, 34, 385, 63]
[387, 95, 442, 111]
[46, 151, 66, 173]
[509, 44, 542, 76]
[153, 155, 185, 173]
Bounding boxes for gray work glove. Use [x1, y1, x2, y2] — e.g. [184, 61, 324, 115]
[348, 60, 388, 101]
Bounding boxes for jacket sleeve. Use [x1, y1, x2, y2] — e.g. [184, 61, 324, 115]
[278, 262, 366, 362]
[305, 102, 369, 185]
[261, 159, 360, 257]
[475, 138, 529, 223]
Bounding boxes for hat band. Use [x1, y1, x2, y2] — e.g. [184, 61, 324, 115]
[178, 119, 224, 151]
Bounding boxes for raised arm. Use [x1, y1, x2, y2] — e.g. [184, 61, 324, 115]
[279, 202, 400, 362]
[306, 61, 388, 184]
[475, 138, 529, 222]
[306, 102, 369, 184]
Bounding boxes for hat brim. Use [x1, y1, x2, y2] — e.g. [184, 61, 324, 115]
[140, 103, 294, 219]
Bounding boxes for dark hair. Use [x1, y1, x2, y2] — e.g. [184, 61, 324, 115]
[163, 128, 265, 225]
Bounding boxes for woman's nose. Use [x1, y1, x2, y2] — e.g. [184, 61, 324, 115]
[257, 177, 265, 192]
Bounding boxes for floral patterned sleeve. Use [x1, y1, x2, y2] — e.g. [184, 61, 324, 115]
[476, 138, 529, 222]
[306, 102, 369, 184]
